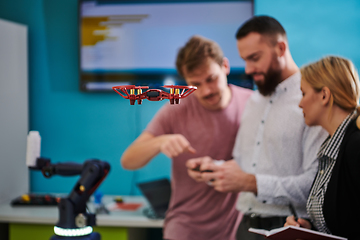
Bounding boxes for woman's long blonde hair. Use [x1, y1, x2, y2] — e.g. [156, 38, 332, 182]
[301, 56, 360, 115]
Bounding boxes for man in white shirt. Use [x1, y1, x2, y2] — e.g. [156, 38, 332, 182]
[186, 16, 327, 240]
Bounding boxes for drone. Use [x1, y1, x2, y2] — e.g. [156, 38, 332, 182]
[112, 85, 197, 105]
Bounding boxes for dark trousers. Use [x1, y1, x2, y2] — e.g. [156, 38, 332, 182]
[236, 214, 287, 240]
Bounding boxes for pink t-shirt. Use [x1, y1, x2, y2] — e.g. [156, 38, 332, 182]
[146, 84, 253, 240]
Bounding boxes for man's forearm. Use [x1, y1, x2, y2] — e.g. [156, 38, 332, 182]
[244, 173, 258, 195]
[255, 172, 315, 205]
[121, 134, 165, 169]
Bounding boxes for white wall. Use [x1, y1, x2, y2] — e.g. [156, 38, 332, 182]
[0, 18, 28, 203]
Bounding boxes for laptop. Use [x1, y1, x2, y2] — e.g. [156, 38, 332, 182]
[137, 178, 171, 219]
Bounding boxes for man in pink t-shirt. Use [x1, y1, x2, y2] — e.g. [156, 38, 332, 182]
[121, 35, 252, 240]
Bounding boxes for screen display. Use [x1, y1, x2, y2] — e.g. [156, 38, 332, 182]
[79, 0, 254, 91]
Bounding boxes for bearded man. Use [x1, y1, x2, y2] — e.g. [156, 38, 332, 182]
[186, 16, 328, 240]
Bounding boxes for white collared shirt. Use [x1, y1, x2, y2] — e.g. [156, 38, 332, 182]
[233, 72, 328, 218]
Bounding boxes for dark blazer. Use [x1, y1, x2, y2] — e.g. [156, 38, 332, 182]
[323, 118, 360, 239]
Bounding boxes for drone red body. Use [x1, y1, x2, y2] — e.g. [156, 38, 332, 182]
[112, 85, 197, 105]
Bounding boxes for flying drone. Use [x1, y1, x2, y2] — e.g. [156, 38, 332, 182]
[112, 85, 197, 105]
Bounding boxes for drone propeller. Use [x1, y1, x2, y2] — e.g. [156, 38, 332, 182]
[112, 85, 150, 105]
[112, 85, 149, 95]
[161, 85, 197, 104]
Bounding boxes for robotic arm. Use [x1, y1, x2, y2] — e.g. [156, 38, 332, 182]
[31, 158, 110, 240]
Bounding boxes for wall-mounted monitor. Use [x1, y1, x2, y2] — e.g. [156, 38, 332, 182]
[79, 0, 254, 91]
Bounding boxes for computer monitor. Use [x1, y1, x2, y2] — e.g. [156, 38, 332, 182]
[78, 0, 254, 91]
[137, 178, 171, 219]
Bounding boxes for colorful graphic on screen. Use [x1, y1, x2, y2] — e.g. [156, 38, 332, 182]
[79, 0, 253, 91]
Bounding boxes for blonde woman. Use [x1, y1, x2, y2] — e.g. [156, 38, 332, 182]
[285, 56, 360, 239]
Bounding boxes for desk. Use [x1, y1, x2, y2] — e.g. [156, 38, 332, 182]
[0, 196, 163, 240]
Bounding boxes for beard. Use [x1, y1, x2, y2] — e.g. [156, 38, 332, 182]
[252, 54, 283, 96]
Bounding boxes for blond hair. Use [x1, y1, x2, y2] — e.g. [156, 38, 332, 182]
[301, 56, 360, 115]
